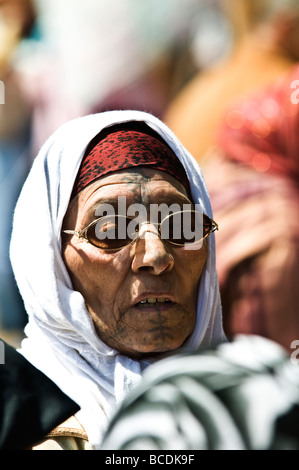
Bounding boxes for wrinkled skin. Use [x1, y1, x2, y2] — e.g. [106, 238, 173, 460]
[61, 168, 208, 359]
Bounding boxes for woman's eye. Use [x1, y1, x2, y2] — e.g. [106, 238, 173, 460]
[95, 221, 117, 238]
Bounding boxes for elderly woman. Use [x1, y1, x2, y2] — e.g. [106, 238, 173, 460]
[10, 110, 225, 450]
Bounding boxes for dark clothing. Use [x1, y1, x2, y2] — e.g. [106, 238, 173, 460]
[0, 339, 79, 450]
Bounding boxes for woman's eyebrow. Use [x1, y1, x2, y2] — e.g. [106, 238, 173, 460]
[91, 198, 120, 208]
[86, 191, 194, 218]
[149, 194, 193, 207]
[86, 197, 136, 216]
[88, 199, 123, 215]
[91, 194, 193, 208]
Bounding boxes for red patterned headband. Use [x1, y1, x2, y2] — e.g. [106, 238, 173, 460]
[72, 122, 190, 197]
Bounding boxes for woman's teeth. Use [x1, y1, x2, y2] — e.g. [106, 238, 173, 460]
[139, 298, 170, 305]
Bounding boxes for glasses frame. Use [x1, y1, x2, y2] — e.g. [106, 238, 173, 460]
[63, 210, 218, 252]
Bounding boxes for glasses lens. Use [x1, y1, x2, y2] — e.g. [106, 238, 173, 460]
[85, 212, 215, 250]
[86, 215, 134, 250]
[161, 211, 212, 245]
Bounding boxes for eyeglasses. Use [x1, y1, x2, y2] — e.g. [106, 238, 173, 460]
[63, 210, 218, 251]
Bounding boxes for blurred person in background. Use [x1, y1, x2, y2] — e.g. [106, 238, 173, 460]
[203, 64, 299, 352]
[27, 0, 203, 154]
[0, 0, 39, 335]
[164, 0, 299, 162]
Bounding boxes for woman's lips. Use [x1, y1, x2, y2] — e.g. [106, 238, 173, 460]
[140, 297, 170, 304]
[133, 296, 174, 309]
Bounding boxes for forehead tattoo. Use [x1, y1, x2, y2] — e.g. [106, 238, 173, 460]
[115, 169, 152, 202]
[95, 169, 188, 206]
[73, 169, 193, 228]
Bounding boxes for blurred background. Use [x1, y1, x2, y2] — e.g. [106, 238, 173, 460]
[1, 0, 299, 351]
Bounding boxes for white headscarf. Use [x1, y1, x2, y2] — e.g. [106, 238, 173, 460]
[10, 110, 225, 448]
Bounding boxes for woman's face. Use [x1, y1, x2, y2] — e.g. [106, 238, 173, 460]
[62, 168, 208, 359]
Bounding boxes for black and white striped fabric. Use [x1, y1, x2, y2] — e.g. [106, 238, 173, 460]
[102, 335, 299, 450]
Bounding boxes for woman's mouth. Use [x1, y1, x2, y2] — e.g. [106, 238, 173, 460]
[140, 297, 170, 304]
[135, 297, 173, 308]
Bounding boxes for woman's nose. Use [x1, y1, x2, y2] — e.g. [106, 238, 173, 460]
[131, 223, 174, 275]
